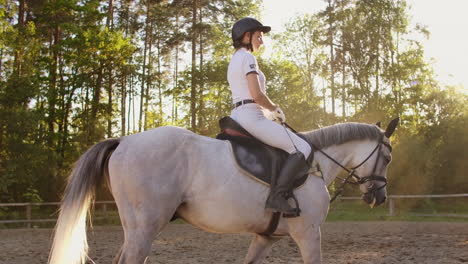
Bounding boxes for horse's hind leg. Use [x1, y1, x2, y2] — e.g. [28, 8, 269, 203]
[114, 197, 178, 264]
[116, 207, 174, 264]
[243, 234, 281, 264]
[118, 225, 157, 264]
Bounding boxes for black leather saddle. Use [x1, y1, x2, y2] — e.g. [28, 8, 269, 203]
[216, 117, 313, 189]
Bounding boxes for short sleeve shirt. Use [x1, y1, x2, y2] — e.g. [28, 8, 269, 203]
[227, 48, 266, 104]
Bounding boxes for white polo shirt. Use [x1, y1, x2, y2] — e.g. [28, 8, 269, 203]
[227, 48, 266, 104]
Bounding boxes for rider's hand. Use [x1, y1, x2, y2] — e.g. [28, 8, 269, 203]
[271, 106, 286, 123]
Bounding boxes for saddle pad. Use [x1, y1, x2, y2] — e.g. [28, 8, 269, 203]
[216, 132, 309, 189]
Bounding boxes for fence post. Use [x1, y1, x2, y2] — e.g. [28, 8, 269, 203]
[389, 198, 395, 217]
[103, 203, 108, 218]
[26, 204, 31, 228]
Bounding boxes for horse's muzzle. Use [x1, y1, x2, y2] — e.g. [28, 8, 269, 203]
[362, 189, 386, 208]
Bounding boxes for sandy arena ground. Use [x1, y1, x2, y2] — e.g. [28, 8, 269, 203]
[0, 222, 467, 264]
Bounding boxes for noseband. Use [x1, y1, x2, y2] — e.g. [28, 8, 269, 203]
[312, 135, 392, 203]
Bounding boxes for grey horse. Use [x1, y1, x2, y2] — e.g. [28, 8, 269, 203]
[49, 118, 398, 264]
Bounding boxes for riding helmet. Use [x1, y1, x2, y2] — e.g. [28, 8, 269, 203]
[231, 17, 271, 42]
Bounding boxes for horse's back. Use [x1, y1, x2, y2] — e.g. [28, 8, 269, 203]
[121, 126, 192, 147]
[108, 126, 229, 190]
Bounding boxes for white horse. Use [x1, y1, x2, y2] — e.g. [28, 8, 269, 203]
[49, 118, 399, 264]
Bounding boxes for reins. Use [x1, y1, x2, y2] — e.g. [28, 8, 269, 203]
[284, 122, 390, 203]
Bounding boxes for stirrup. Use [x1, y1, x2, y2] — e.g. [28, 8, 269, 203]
[282, 192, 301, 218]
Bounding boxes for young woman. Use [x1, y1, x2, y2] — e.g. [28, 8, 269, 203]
[228, 17, 312, 216]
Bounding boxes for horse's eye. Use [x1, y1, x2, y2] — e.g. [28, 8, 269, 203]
[383, 156, 392, 164]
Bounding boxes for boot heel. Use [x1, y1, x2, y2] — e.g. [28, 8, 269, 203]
[283, 192, 301, 218]
[283, 208, 301, 218]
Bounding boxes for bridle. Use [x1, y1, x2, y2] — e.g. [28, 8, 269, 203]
[312, 134, 392, 203]
[284, 123, 392, 203]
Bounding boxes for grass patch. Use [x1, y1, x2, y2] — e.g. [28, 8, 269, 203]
[327, 198, 468, 222]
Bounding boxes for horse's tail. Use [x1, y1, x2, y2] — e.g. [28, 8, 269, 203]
[48, 138, 120, 264]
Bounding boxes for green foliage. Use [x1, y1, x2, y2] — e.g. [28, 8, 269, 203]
[389, 86, 468, 196]
[0, 0, 466, 204]
[22, 187, 43, 203]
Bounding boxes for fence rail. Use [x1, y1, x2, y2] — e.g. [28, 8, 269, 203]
[1, 194, 468, 228]
[0, 201, 116, 228]
[338, 194, 468, 218]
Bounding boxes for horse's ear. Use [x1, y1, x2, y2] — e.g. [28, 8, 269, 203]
[376, 121, 381, 128]
[385, 117, 400, 138]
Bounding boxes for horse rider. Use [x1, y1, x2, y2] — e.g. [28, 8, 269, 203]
[228, 17, 312, 216]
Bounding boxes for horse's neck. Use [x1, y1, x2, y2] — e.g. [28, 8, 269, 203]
[315, 143, 355, 186]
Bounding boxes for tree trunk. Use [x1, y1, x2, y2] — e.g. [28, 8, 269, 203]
[128, 74, 134, 133]
[47, 26, 60, 147]
[18, 0, 25, 26]
[173, 43, 179, 125]
[121, 0, 130, 136]
[328, 0, 336, 115]
[106, 0, 115, 138]
[139, 3, 150, 132]
[14, 0, 26, 75]
[61, 67, 79, 166]
[395, 0, 402, 116]
[0, 46, 4, 77]
[85, 82, 90, 142]
[57, 56, 66, 166]
[197, 6, 204, 133]
[106, 0, 114, 28]
[90, 64, 103, 142]
[339, 0, 348, 118]
[375, 28, 380, 110]
[157, 38, 163, 126]
[190, 0, 197, 131]
[341, 50, 346, 118]
[353, 79, 358, 113]
[107, 69, 113, 138]
[322, 79, 326, 113]
[144, 19, 154, 130]
[396, 26, 402, 115]
[121, 73, 127, 136]
[172, 14, 180, 125]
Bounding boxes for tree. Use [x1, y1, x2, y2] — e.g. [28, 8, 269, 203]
[274, 14, 324, 111]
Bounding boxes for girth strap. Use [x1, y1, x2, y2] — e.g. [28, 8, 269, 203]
[258, 212, 281, 236]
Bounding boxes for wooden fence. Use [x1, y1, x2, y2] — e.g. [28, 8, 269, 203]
[0, 201, 116, 228]
[1, 194, 467, 228]
[339, 193, 468, 218]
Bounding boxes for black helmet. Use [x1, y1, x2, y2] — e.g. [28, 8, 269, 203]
[231, 17, 271, 42]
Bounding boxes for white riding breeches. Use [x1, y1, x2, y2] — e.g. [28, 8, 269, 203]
[230, 104, 312, 159]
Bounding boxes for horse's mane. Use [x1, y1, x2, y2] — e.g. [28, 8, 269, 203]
[301, 122, 383, 149]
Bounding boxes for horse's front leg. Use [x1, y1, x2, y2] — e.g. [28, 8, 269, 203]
[289, 221, 322, 264]
[243, 234, 282, 264]
[286, 176, 329, 264]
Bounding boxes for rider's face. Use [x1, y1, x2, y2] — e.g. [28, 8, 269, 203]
[251, 31, 264, 52]
[243, 31, 264, 52]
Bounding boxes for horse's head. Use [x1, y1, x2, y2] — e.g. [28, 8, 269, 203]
[351, 117, 399, 208]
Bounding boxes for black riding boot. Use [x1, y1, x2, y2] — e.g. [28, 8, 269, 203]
[265, 151, 309, 217]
